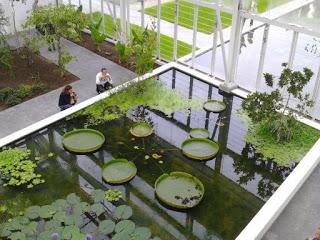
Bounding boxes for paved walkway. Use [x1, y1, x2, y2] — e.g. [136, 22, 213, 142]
[263, 162, 320, 240]
[0, 38, 136, 139]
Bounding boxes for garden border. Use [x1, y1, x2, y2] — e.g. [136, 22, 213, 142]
[1, 61, 320, 240]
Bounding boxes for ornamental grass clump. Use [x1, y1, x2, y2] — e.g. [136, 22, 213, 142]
[0, 147, 45, 189]
[242, 63, 314, 143]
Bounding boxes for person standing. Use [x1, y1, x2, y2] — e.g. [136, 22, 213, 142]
[96, 68, 113, 94]
[58, 85, 77, 111]
[307, 228, 320, 240]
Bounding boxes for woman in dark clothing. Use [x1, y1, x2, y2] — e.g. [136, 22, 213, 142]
[58, 85, 77, 111]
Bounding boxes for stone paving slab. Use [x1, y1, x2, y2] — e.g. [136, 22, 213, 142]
[0, 38, 136, 139]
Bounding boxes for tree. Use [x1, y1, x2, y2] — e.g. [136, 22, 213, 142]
[242, 63, 314, 142]
[0, 4, 13, 77]
[24, 4, 87, 75]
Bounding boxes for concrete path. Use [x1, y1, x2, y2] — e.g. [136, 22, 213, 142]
[263, 162, 320, 240]
[0, 38, 136, 139]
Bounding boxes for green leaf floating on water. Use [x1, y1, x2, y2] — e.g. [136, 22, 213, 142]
[155, 172, 205, 209]
[66, 193, 81, 205]
[130, 122, 153, 138]
[114, 205, 133, 220]
[53, 211, 66, 223]
[9, 231, 26, 240]
[98, 219, 115, 234]
[25, 206, 40, 220]
[52, 199, 68, 212]
[44, 219, 61, 231]
[131, 227, 152, 240]
[102, 159, 137, 184]
[112, 231, 130, 240]
[115, 220, 135, 234]
[91, 203, 105, 216]
[39, 205, 56, 219]
[91, 189, 105, 203]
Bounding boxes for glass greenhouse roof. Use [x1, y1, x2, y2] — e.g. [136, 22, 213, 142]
[276, 1, 320, 34]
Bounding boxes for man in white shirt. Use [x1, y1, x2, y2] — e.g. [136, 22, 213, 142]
[96, 68, 113, 94]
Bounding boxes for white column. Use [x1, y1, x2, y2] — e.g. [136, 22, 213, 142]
[210, 14, 218, 76]
[157, 0, 161, 59]
[191, 1, 199, 68]
[312, 66, 320, 119]
[216, 10, 228, 81]
[120, 0, 127, 43]
[256, 24, 270, 91]
[220, 0, 242, 92]
[89, 0, 93, 21]
[288, 31, 299, 69]
[127, 0, 130, 41]
[173, 0, 179, 61]
[101, 0, 106, 34]
[141, 0, 145, 30]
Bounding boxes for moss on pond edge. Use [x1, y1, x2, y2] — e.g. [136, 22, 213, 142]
[78, 78, 203, 125]
[238, 111, 320, 166]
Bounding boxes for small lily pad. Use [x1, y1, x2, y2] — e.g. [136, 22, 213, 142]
[39, 205, 56, 219]
[91, 189, 105, 203]
[152, 153, 162, 159]
[203, 100, 226, 113]
[62, 129, 105, 153]
[115, 220, 135, 234]
[98, 220, 115, 234]
[129, 122, 153, 137]
[114, 205, 133, 220]
[155, 172, 205, 209]
[112, 231, 130, 240]
[131, 227, 152, 240]
[102, 159, 137, 184]
[189, 128, 209, 139]
[25, 206, 40, 220]
[91, 203, 105, 216]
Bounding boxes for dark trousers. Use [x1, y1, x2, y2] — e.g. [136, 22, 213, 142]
[96, 82, 113, 94]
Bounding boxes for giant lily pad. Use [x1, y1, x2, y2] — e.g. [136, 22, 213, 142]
[189, 128, 209, 139]
[181, 138, 219, 160]
[102, 159, 137, 184]
[155, 172, 204, 209]
[203, 100, 226, 113]
[62, 129, 105, 153]
[129, 122, 153, 137]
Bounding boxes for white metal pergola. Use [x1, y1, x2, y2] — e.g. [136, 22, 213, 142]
[63, 0, 320, 119]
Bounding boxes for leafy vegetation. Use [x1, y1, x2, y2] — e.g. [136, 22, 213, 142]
[24, 4, 87, 75]
[238, 111, 320, 166]
[242, 64, 314, 142]
[79, 78, 203, 126]
[0, 190, 161, 239]
[0, 82, 47, 107]
[105, 189, 123, 202]
[92, 12, 192, 61]
[88, 17, 107, 51]
[0, 148, 45, 189]
[0, 4, 13, 77]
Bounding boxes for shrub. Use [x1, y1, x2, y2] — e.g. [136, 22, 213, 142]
[16, 84, 33, 98]
[32, 82, 47, 92]
[5, 94, 22, 106]
[0, 87, 13, 101]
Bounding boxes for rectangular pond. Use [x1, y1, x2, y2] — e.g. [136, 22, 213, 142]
[0, 69, 296, 240]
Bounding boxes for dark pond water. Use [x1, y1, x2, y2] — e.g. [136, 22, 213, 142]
[0, 69, 295, 240]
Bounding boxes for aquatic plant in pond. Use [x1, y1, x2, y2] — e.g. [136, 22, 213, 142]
[62, 129, 105, 153]
[79, 78, 203, 126]
[239, 112, 320, 166]
[0, 190, 161, 240]
[189, 128, 210, 138]
[203, 99, 226, 113]
[0, 147, 45, 189]
[105, 189, 122, 202]
[155, 172, 204, 209]
[181, 138, 219, 160]
[129, 122, 153, 137]
[102, 159, 137, 184]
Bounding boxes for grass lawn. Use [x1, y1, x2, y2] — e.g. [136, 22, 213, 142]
[92, 12, 192, 61]
[144, 0, 291, 34]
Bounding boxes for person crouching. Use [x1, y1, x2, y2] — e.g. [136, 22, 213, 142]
[96, 68, 113, 94]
